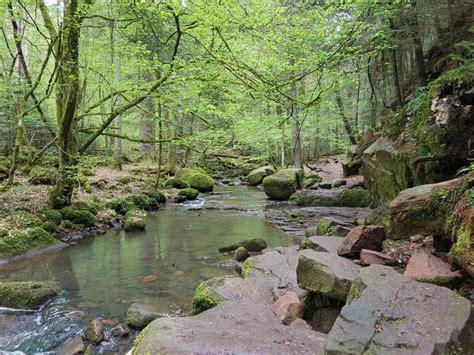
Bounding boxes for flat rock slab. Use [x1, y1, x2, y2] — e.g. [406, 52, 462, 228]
[203, 275, 273, 305]
[135, 300, 327, 354]
[326, 265, 473, 354]
[243, 246, 301, 292]
[309, 236, 345, 254]
[297, 250, 360, 301]
[404, 246, 461, 284]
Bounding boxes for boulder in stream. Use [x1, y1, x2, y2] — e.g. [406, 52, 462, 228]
[175, 168, 215, 193]
[0, 281, 60, 309]
[83, 319, 104, 344]
[263, 168, 304, 200]
[124, 209, 147, 231]
[246, 165, 276, 186]
[218, 238, 267, 253]
[325, 265, 473, 354]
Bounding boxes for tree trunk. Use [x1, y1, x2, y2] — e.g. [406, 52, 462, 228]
[290, 80, 303, 169]
[110, 11, 122, 170]
[335, 90, 357, 145]
[389, 19, 403, 107]
[139, 95, 156, 161]
[410, 1, 427, 85]
[276, 104, 285, 167]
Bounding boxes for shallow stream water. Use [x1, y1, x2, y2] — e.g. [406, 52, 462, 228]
[0, 186, 291, 353]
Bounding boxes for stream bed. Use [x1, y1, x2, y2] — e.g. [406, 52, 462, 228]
[0, 186, 291, 353]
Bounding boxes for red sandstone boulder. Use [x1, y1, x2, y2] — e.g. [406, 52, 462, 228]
[271, 290, 304, 325]
[360, 249, 395, 266]
[337, 225, 386, 257]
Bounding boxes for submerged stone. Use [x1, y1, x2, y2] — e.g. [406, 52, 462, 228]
[218, 238, 267, 253]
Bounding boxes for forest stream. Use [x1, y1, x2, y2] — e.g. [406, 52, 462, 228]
[0, 186, 292, 353]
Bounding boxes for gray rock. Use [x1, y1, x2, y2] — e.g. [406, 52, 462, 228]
[134, 301, 327, 354]
[126, 303, 161, 329]
[110, 323, 130, 338]
[326, 265, 473, 354]
[308, 236, 345, 255]
[297, 250, 360, 301]
[56, 336, 85, 354]
[218, 238, 267, 253]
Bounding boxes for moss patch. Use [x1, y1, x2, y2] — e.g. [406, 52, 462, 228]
[0, 227, 57, 259]
[177, 188, 199, 201]
[192, 281, 223, 314]
[0, 281, 60, 309]
[176, 168, 215, 193]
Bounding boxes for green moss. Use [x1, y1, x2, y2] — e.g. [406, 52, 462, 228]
[174, 195, 187, 203]
[177, 188, 199, 200]
[77, 174, 92, 193]
[0, 226, 8, 238]
[108, 197, 135, 215]
[127, 194, 156, 210]
[176, 168, 215, 192]
[192, 281, 223, 314]
[28, 167, 57, 185]
[263, 169, 303, 200]
[144, 190, 167, 204]
[79, 166, 95, 177]
[316, 218, 336, 236]
[0, 227, 57, 258]
[333, 189, 372, 207]
[118, 176, 132, 184]
[164, 178, 190, 189]
[0, 281, 60, 309]
[60, 206, 95, 227]
[449, 225, 473, 268]
[234, 246, 249, 261]
[240, 259, 255, 278]
[300, 238, 314, 250]
[124, 209, 147, 231]
[40, 208, 62, 226]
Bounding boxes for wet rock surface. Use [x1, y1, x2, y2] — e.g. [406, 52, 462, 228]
[326, 265, 473, 354]
[126, 303, 161, 329]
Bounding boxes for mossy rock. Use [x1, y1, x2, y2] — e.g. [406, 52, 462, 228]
[28, 167, 57, 185]
[174, 195, 187, 203]
[0, 281, 61, 309]
[107, 197, 136, 215]
[144, 190, 167, 204]
[192, 280, 224, 314]
[177, 188, 199, 201]
[164, 178, 190, 189]
[234, 246, 249, 261]
[316, 218, 336, 236]
[293, 189, 372, 208]
[175, 168, 215, 193]
[124, 209, 147, 231]
[60, 206, 95, 227]
[218, 238, 267, 253]
[246, 165, 276, 186]
[127, 194, 156, 210]
[262, 168, 304, 200]
[300, 238, 315, 250]
[126, 303, 160, 329]
[0, 227, 57, 258]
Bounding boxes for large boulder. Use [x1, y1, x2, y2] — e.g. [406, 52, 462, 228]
[388, 177, 462, 240]
[308, 236, 345, 255]
[362, 137, 412, 205]
[342, 145, 362, 177]
[0, 281, 60, 309]
[263, 168, 304, 200]
[175, 168, 215, 193]
[337, 225, 386, 257]
[449, 204, 474, 277]
[246, 165, 276, 186]
[325, 265, 473, 354]
[133, 301, 327, 354]
[126, 303, 161, 329]
[297, 250, 360, 302]
[271, 290, 304, 325]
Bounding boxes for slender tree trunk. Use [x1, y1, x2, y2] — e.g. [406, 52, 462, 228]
[276, 104, 285, 167]
[156, 100, 163, 184]
[389, 19, 403, 107]
[410, 1, 427, 85]
[139, 95, 156, 161]
[335, 90, 357, 145]
[110, 10, 122, 170]
[290, 80, 303, 169]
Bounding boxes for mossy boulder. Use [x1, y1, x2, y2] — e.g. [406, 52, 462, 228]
[60, 206, 95, 227]
[234, 246, 249, 261]
[388, 177, 462, 240]
[28, 167, 57, 185]
[0, 227, 57, 259]
[124, 209, 147, 231]
[218, 238, 267, 253]
[174, 195, 187, 203]
[246, 165, 276, 186]
[126, 303, 161, 329]
[292, 188, 372, 208]
[262, 168, 304, 200]
[315, 218, 337, 236]
[144, 189, 167, 204]
[0, 281, 60, 309]
[127, 194, 156, 210]
[164, 178, 190, 189]
[192, 280, 224, 314]
[175, 168, 215, 193]
[177, 188, 199, 201]
[303, 174, 322, 188]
